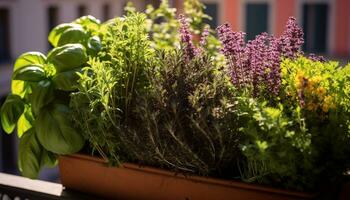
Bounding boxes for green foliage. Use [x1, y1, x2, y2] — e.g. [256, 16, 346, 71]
[36, 103, 84, 154]
[70, 12, 154, 163]
[47, 43, 87, 72]
[12, 66, 46, 82]
[1, 95, 25, 134]
[239, 57, 350, 191]
[18, 128, 56, 179]
[0, 15, 102, 178]
[1, 0, 349, 193]
[184, 0, 211, 33]
[118, 49, 242, 177]
[145, 0, 180, 50]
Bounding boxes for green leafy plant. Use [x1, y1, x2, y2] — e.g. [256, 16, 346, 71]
[0, 15, 102, 178]
[70, 12, 154, 163]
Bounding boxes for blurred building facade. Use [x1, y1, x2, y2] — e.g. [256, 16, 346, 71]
[175, 0, 350, 57]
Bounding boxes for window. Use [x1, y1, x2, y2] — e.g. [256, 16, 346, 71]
[47, 6, 59, 49]
[0, 8, 10, 62]
[302, 4, 329, 53]
[103, 4, 111, 22]
[245, 3, 269, 41]
[48, 6, 59, 33]
[146, 0, 161, 8]
[204, 3, 218, 29]
[78, 5, 87, 17]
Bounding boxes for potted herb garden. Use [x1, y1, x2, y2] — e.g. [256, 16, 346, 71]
[1, 1, 349, 199]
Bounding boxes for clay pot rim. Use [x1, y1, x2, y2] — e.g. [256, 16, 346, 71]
[62, 153, 316, 198]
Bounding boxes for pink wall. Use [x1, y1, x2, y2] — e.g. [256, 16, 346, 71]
[223, 0, 240, 31]
[275, 0, 296, 36]
[334, 0, 350, 56]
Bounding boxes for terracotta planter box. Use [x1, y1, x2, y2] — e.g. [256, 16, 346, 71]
[58, 154, 315, 200]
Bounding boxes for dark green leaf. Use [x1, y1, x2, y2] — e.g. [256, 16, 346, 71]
[30, 80, 54, 116]
[47, 44, 88, 73]
[57, 27, 88, 47]
[41, 150, 57, 168]
[0, 95, 25, 134]
[13, 65, 45, 82]
[52, 69, 80, 91]
[18, 128, 42, 179]
[36, 103, 85, 154]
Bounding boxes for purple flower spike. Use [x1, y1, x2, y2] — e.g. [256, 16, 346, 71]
[179, 14, 198, 60]
[279, 17, 304, 58]
[216, 23, 248, 87]
[200, 26, 210, 47]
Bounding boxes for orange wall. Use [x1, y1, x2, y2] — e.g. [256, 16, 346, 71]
[223, 0, 240, 31]
[334, 0, 350, 56]
[275, 0, 296, 36]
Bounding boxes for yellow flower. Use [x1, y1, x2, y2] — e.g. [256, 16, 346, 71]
[316, 87, 326, 98]
[322, 104, 329, 113]
[295, 70, 305, 88]
[307, 103, 317, 111]
[322, 95, 336, 112]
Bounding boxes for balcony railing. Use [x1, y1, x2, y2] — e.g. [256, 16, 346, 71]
[0, 173, 101, 200]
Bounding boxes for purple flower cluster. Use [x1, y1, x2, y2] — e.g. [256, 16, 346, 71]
[179, 14, 198, 60]
[216, 17, 304, 96]
[199, 26, 210, 47]
[308, 53, 326, 62]
[217, 23, 248, 87]
[279, 17, 304, 59]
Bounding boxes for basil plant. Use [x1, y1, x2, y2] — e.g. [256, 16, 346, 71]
[0, 16, 102, 178]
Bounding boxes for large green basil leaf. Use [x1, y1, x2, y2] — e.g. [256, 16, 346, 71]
[1, 95, 25, 134]
[57, 27, 88, 47]
[48, 23, 82, 47]
[14, 52, 46, 71]
[18, 128, 42, 179]
[13, 66, 45, 82]
[18, 128, 56, 179]
[52, 69, 80, 91]
[17, 107, 34, 138]
[11, 80, 29, 98]
[47, 44, 87, 73]
[12, 52, 46, 97]
[31, 80, 54, 116]
[36, 103, 84, 154]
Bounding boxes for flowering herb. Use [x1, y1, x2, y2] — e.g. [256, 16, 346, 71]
[278, 17, 304, 59]
[216, 17, 304, 97]
[179, 14, 198, 60]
